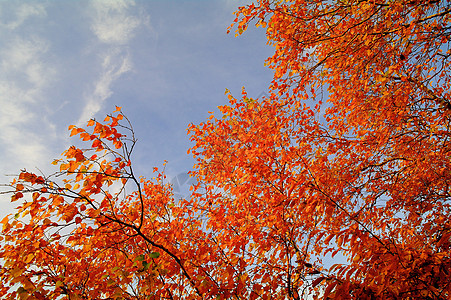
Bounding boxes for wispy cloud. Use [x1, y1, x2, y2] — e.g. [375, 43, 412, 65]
[0, 4, 55, 173]
[1, 3, 46, 30]
[78, 49, 132, 125]
[1, 36, 51, 90]
[78, 0, 146, 124]
[90, 0, 141, 45]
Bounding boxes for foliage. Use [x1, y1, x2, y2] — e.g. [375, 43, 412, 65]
[2, 0, 451, 299]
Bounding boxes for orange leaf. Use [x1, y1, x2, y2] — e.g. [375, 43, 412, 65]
[1, 215, 9, 225]
[70, 128, 77, 137]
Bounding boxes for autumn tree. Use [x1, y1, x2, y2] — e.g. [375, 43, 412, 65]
[2, 0, 451, 299]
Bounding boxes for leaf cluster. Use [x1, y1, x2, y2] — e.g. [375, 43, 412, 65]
[2, 0, 451, 299]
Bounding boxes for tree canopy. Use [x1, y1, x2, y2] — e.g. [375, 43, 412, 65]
[2, 0, 451, 299]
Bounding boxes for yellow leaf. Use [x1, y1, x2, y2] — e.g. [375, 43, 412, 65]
[10, 267, 23, 277]
[24, 254, 34, 263]
[23, 277, 35, 290]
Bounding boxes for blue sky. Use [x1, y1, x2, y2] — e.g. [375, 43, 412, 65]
[0, 1, 274, 214]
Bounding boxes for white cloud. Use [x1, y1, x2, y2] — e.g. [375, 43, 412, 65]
[77, 0, 147, 123]
[2, 3, 46, 30]
[0, 0, 148, 188]
[0, 36, 51, 90]
[0, 35, 54, 128]
[0, 83, 35, 125]
[77, 49, 132, 125]
[90, 0, 140, 45]
[0, 124, 47, 170]
[0, 88, 49, 183]
[0, 2, 61, 192]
